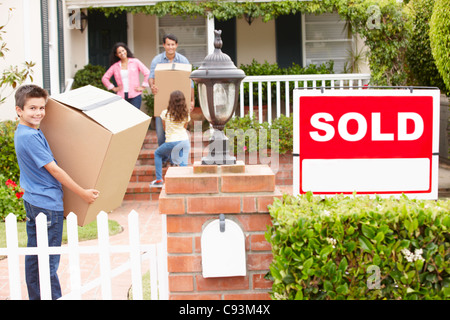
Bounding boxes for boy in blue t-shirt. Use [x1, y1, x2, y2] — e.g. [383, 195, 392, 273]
[14, 84, 99, 300]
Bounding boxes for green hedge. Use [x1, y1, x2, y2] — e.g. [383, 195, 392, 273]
[429, 0, 450, 94]
[238, 60, 334, 106]
[225, 114, 293, 155]
[72, 64, 107, 90]
[266, 193, 450, 300]
[0, 120, 20, 181]
[406, 0, 448, 95]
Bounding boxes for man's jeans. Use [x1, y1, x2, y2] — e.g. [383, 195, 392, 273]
[24, 200, 64, 300]
[155, 116, 166, 146]
[154, 140, 190, 180]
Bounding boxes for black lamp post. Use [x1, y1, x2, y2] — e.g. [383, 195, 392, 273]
[190, 30, 246, 165]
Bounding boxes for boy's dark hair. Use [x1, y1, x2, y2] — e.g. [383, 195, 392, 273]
[15, 84, 49, 110]
[163, 34, 178, 44]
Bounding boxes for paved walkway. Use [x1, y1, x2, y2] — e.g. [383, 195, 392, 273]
[1, 164, 449, 300]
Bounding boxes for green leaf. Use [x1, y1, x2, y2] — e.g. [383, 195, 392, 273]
[324, 280, 333, 292]
[320, 245, 334, 259]
[361, 224, 376, 239]
[282, 272, 295, 285]
[338, 257, 348, 272]
[303, 257, 313, 272]
[359, 236, 374, 252]
[336, 283, 349, 295]
[374, 231, 384, 243]
[294, 288, 304, 300]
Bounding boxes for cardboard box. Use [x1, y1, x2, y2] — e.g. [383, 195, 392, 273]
[40, 85, 151, 226]
[154, 63, 192, 117]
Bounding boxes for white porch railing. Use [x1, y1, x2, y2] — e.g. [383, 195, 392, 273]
[0, 210, 168, 300]
[238, 73, 371, 123]
[65, 73, 371, 124]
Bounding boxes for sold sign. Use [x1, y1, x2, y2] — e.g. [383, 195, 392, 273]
[293, 89, 440, 199]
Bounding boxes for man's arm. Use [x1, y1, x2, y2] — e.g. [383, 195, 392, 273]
[44, 161, 99, 204]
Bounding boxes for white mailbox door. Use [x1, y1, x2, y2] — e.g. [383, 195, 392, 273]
[201, 218, 246, 278]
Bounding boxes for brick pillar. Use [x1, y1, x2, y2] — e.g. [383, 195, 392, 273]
[158, 162, 282, 300]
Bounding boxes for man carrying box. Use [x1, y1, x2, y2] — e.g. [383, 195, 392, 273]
[149, 34, 195, 165]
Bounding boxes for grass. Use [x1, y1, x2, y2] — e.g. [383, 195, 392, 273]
[127, 271, 152, 300]
[0, 217, 122, 259]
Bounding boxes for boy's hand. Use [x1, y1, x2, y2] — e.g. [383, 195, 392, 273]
[82, 189, 100, 204]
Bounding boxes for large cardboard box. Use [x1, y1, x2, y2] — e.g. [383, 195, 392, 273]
[40, 85, 151, 226]
[154, 63, 192, 117]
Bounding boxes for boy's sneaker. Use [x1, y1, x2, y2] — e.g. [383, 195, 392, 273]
[150, 180, 163, 188]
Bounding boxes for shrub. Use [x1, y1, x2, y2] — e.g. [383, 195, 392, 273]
[429, 0, 450, 94]
[338, 0, 411, 86]
[406, 0, 448, 95]
[0, 120, 20, 181]
[224, 114, 293, 155]
[238, 60, 334, 106]
[0, 175, 25, 221]
[72, 64, 107, 90]
[266, 193, 450, 300]
[270, 114, 293, 155]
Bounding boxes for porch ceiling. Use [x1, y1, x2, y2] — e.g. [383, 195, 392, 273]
[66, 0, 157, 8]
[66, 0, 277, 9]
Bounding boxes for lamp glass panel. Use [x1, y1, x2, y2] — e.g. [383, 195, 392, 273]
[198, 83, 211, 122]
[213, 83, 235, 122]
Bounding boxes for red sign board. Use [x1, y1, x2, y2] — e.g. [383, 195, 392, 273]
[293, 89, 440, 199]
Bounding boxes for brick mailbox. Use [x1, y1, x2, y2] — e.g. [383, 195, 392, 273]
[158, 161, 282, 300]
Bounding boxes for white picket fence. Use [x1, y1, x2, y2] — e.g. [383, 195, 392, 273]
[238, 73, 371, 123]
[0, 210, 168, 300]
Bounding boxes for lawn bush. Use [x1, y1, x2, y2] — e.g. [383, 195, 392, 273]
[238, 60, 334, 106]
[225, 114, 293, 155]
[72, 64, 107, 90]
[0, 174, 25, 221]
[0, 120, 20, 181]
[429, 0, 450, 94]
[406, 0, 448, 95]
[266, 193, 450, 300]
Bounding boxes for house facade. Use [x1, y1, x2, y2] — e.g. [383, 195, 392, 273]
[0, 0, 369, 120]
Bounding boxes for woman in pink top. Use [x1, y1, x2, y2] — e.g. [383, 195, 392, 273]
[102, 42, 150, 109]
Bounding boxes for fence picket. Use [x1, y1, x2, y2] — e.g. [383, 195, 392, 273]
[97, 211, 112, 299]
[157, 242, 169, 300]
[66, 212, 82, 299]
[148, 245, 158, 300]
[238, 73, 371, 122]
[128, 210, 143, 300]
[36, 213, 52, 300]
[5, 213, 22, 300]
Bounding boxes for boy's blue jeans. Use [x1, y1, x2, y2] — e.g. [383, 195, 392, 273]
[24, 200, 64, 300]
[154, 140, 190, 180]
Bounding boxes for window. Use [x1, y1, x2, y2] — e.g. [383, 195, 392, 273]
[158, 15, 207, 67]
[303, 12, 353, 73]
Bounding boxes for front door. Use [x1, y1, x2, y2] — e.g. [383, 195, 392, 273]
[88, 10, 127, 69]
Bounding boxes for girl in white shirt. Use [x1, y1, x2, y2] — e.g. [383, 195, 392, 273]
[150, 90, 191, 187]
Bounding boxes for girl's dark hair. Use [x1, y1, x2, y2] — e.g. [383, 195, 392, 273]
[166, 90, 188, 123]
[109, 42, 134, 66]
[15, 84, 48, 109]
